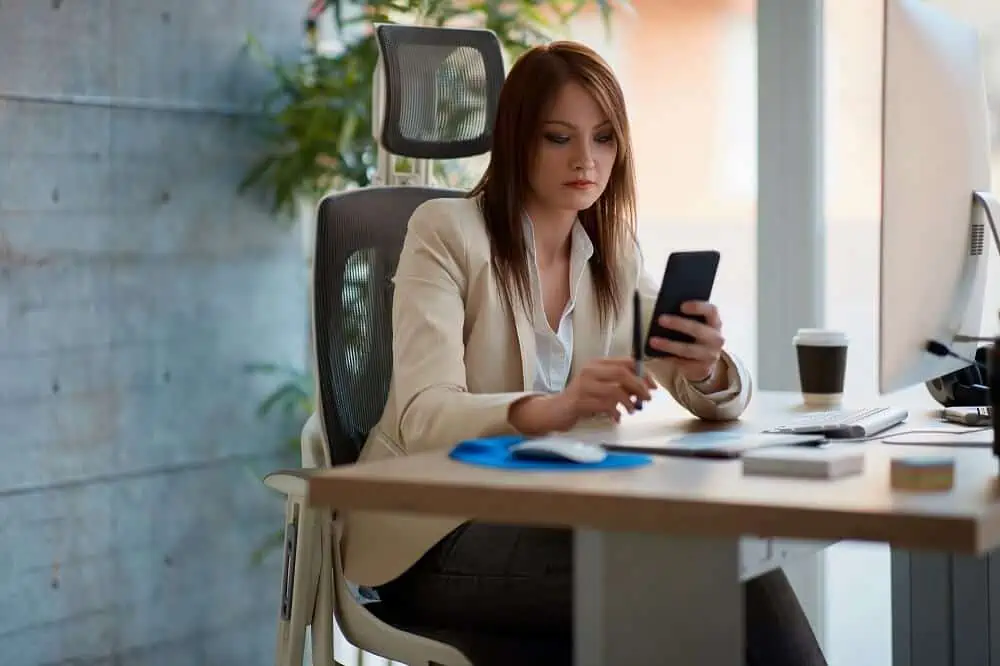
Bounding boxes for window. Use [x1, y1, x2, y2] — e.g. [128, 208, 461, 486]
[574, 0, 758, 377]
[823, 0, 885, 398]
[822, 3, 892, 663]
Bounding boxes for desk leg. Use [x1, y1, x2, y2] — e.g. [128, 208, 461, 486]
[574, 529, 743, 666]
[892, 548, 996, 666]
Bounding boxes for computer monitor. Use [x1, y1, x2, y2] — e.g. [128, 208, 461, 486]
[878, 0, 1000, 395]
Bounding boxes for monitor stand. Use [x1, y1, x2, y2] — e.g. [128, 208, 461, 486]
[974, 191, 1000, 259]
[971, 192, 1000, 462]
[888, 192, 1000, 452]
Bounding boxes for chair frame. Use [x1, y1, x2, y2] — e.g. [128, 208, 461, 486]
[264, 22, 503, 666]
[266, 414, 473, 666]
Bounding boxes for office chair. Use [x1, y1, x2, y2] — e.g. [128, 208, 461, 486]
[264, 23, 506, 666]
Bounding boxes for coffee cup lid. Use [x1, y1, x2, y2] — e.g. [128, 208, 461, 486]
[794, 328, 848, 347]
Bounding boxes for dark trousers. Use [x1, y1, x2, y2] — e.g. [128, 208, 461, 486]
[376, 523, 828, 666]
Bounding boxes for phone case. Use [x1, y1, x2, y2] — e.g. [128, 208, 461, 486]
[644, 250, 721, 358]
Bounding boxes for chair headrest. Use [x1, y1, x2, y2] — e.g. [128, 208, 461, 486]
[374, 24, 505, 161]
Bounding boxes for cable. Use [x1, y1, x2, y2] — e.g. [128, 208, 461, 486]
[933, 193, 1000, 351]
[954, 334, 997, 343]
[925, 339, 988, 372]
[975, 190, 1000, 262]
[879, 426, 991, 440]
[835, 426, 991, 444]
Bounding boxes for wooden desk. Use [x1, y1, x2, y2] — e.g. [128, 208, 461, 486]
[306, 390, 1000, 666]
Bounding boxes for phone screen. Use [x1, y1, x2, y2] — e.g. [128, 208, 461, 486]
[644, 250, 720, 358]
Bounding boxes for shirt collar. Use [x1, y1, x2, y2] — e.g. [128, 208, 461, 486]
[522, 213, 595, 265]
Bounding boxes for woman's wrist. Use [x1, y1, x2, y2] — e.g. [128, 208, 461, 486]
[689, 359, 727, 393]
[691, 368, 715, 385]
[508, 393, 576, 435]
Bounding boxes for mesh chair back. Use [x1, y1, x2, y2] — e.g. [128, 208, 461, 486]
[374, 24, 505, 159]
[313, 187, 466, 466]
[313, 25, 504, 466]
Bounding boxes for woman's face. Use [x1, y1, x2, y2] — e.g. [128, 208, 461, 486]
[528, 82, 618, 215]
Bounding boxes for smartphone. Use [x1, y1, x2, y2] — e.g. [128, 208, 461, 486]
[644, 250, 721, 358]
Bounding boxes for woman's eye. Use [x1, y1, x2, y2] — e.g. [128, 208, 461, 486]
[543, 133, 570, 145]
[595, 133, 615, 144]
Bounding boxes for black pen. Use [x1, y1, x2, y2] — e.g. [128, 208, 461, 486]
[632, 289, 643, 409]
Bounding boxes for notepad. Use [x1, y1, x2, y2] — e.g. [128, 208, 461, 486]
[604, 431, 825, 459]
[741, 446, 865, 479]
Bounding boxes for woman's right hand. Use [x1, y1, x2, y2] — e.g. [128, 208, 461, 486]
[559, 358, 656, 424]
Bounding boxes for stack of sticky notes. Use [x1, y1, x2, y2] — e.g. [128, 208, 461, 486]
[890, 455, 955, 492]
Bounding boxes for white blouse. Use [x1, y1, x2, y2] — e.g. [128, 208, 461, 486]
[523, 215, 739, 403]
[523, 216, 594, 394]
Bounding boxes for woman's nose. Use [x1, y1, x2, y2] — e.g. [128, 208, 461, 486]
[572, 147, 596, 170]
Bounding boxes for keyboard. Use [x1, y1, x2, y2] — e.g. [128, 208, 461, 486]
[764, 406, 909, 439]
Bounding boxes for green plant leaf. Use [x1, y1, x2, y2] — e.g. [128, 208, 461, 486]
[250, 528, 286, 566]
[239, 1, 626, 213]
[244, 361, 304, 377]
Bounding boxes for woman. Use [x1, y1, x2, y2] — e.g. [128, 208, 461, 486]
[343, 41, 827, 665]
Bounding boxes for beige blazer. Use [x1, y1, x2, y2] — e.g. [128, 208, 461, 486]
[341, 196, 753, 586]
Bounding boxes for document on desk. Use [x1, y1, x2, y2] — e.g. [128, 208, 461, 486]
[882, 429, 992, 448]
[603, 431, 825, 459]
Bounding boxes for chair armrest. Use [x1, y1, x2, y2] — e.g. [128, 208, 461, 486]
[301, 411, 329, 468]
[263, 412, 329, 497]
[263, 469, 314, 497]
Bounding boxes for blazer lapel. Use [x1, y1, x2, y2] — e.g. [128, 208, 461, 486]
[571, 269, 609, 375]
[512, 298, 535, 391]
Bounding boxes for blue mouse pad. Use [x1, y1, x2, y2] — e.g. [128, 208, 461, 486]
[449, 435, 652, 471]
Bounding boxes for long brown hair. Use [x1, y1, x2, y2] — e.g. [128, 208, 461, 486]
[469, 41, 638, 325]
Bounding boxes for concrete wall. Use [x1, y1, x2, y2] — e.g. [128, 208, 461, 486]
[0, 2, 306, 664]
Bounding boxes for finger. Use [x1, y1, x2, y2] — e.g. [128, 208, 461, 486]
[658, 314, 724, 347]
[614, 367, 653, 401]
[609, 384, 641, 413]
[681, 301, 722, 330]
[658, 314, 712, 340]
[581, 391, 633, 417]
[604, 406, 624, 423]
[605, 379, 649, 412]
[588, 360, 655, 399]
[582, 382, 637, 414]
[649, 337, 719, 362]
[591, 359, 651, 388]
[656, 317, 725, 351]
[595, 357, 642, 373]
[649, 333, 721, 359]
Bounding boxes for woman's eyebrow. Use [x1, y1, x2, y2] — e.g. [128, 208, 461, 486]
[543, 119, 612, 129]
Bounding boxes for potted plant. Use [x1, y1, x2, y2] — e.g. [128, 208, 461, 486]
[239, 0, 626, 260]
[241, 2, 628, 549]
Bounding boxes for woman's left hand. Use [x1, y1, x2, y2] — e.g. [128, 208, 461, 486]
[647, 301, 725, 384]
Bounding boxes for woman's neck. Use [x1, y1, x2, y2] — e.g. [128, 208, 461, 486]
[524, 201, 576, 268]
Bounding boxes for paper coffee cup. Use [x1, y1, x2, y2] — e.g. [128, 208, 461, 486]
[793, 329, 848, 408]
